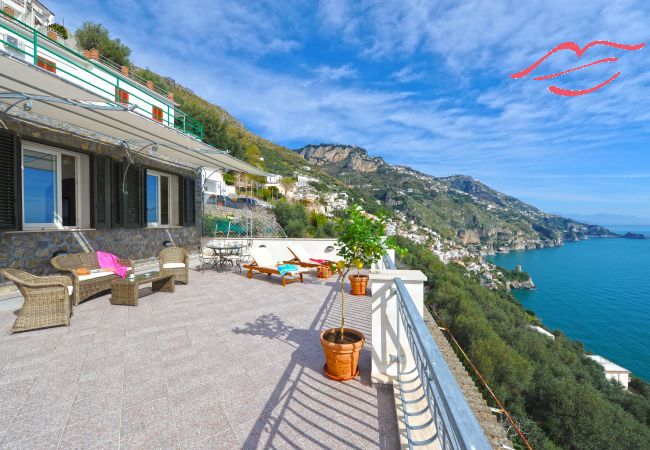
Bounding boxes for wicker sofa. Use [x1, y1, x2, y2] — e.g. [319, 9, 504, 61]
[1, 268, 73, 333]
[51, 252, 133, 305]
[159, 247, 189, 284]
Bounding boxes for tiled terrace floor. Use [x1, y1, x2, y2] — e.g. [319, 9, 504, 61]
[0, 268, 399, 449]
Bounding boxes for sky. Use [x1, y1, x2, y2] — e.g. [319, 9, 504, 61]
[50, 0, 650, 222]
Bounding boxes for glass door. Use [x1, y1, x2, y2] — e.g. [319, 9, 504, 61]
[23, 149, 57, 227]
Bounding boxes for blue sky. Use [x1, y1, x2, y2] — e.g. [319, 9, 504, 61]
[51, 0, 650, 222]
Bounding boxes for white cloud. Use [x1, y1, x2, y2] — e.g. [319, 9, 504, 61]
[49, 0, 650, 216]
[314, 64, 357, 81]
[390, 66, 424, 83]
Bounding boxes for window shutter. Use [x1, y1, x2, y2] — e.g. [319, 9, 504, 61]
[141, 168, 147, 226]
[124, 165, 144, 228]
[111, 160, 123, 228]
[0, 129, 21, 231]
[180, 176, 196, 227]
[91, 155, 111, 229]
[115, 87, 129, 105]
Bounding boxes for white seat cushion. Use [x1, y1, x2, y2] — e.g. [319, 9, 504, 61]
[288, 244, 311, 262]
[78, 272, 114, 282]
[77, 267, 131, 282]
[257, 265, 309, 275]
[163, 262, 187, 269]
[67, 285, 73, 296]
[250, 247, 278, 268]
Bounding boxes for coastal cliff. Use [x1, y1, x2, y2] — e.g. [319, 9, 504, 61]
[297, 143, 616, 250]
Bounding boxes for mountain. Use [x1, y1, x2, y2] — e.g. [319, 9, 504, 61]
[297, 144, 615, 251]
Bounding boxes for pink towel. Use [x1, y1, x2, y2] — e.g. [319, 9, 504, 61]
[310, 258, 330, 265]
[97, 251, 129, 278]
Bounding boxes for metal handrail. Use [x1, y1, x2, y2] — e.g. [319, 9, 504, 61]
[384, 254, 492, 450]
[0, 9, 204, 140]
[95, 54, 170, 98]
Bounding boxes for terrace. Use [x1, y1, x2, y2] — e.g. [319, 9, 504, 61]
[0, 267, 400, 448]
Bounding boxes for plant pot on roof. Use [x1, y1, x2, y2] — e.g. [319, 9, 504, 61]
[320, 205, 398, 381]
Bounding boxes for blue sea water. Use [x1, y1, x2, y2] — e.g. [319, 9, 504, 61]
[488, 227, 650, 381]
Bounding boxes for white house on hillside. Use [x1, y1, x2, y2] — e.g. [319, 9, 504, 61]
[201, 167, 235, 202]
[2, 0, 54, 29]
[265, 173, 282, 189]
[586, 355, 631, 389]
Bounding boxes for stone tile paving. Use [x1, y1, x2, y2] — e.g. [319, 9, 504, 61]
[0, 268, 399, 449]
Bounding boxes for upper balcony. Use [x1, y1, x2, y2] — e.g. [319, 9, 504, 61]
[0, 9, 204, 141]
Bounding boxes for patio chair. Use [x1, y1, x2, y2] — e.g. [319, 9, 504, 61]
[159, 247, 189, 284]
[221, 244, 244, 273]
[287, 244, 341, 268]
[1, 269, 72, 334]
[197, 242, 217, 271]
[243, 247, 308, 286]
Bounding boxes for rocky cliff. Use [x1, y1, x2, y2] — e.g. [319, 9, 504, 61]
[299, 144, 385, 172]
[296, 144, 616, 249]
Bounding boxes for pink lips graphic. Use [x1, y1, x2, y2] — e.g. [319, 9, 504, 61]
[511, 40, 646, 96]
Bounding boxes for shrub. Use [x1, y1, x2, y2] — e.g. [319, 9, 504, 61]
[74, 22, 131, 66]
[49, 23, 68, 40]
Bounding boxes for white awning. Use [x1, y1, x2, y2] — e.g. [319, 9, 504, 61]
[0, 55, 266, 176]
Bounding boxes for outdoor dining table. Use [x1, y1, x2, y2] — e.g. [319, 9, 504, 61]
[206, 243, 245, 271]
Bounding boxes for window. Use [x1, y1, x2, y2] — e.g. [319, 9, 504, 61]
[23, 149, 56, 225]
[152, 106, 163, 123]
[146, 171, 171, 226]
[36, 56, 56, 73]
[22, 144, 82, 228]
[115, 87, 129, 105]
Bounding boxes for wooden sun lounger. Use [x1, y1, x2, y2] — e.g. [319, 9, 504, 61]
[286, 244, 330, 268]
[244, 247, 306, 286]
[243, 263, 304, 286]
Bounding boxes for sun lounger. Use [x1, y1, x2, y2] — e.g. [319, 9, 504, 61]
[286, 244, 341, 268]
[244, 247, 308, 286]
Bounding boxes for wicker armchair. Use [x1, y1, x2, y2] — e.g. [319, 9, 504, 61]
[159, 247, 189, 284]
[1, 269, 72, 334]
[51, 252, 133, 305]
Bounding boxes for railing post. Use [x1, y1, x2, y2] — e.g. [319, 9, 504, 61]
[32, 28, 37, 64]
[370, 267, 426, 383]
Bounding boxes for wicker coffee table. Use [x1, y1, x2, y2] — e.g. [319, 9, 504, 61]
[110, 271, 175, 306]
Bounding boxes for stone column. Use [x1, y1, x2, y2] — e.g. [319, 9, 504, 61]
[370, 269, 427, 384]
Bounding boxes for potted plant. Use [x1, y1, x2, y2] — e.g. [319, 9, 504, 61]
[337, 206, 391, 296]
[320, 205, 397, 381]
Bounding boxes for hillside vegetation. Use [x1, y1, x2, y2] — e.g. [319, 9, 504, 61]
[396, 237, 650, 449]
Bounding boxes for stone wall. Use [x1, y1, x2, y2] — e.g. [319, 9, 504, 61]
[0, 226, 200, 276]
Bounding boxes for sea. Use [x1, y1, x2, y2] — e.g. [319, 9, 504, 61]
[488, 226, 650, 381]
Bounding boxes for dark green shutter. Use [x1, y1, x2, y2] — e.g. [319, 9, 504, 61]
[180, 176, 195, 226]
[91, 155, 111, 229]
[0, 130, 21, 231]
[124, 165, 144, 228]
[141, 168, 147, 226]
[111, 160, 123, 228]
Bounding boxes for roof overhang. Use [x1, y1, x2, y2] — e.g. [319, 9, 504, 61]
[0, 55, 266, 176]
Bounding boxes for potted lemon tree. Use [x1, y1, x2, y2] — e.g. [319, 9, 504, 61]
[320, 205, 397, 381]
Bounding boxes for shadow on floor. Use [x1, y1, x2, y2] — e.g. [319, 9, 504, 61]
[231, 281, 399, 449]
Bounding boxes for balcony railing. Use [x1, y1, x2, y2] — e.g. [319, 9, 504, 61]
[383, 254, 492, 449]
[0, 9, 204, 140]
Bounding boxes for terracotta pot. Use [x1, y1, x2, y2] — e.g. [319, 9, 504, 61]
[320, 328, 365, 381]
[349, 274, 368, 296]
